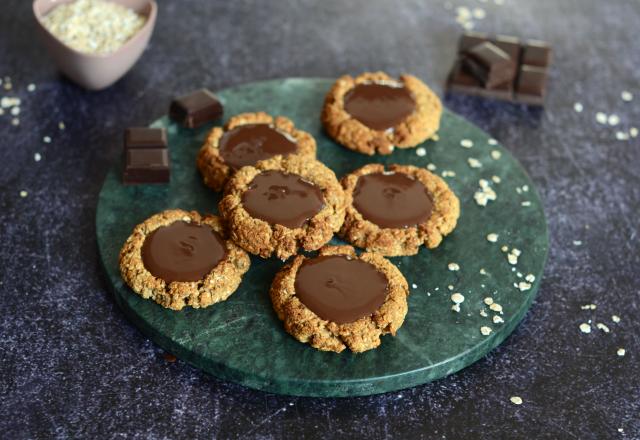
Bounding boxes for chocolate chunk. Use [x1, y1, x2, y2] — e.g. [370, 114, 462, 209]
[169, 89, 223, 129]
[522, 40, 552, 67]
[515, 65, 548, 105]
[353, 172, 433, 229]
[447, 32, 551, 106]
[125, 127, 168, 149]
[123, 148, 170, 184]
[219, 124, 298, 170]
[294, 255, 389, 324]
[141, 221, 227, 282]
[241, 170, 325, 229]
[462, 42, 515, 88]
[343, 82, 416, 131]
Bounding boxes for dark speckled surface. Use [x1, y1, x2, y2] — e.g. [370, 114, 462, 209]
[1, 0, 639, 438]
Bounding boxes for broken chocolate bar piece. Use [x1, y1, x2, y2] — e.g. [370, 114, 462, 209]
[462, 41, 515, 88]
[515, 65, 548, 105]
[124, 127, 168, 149]
[123, 127, 170, 184]
[447, 32, 552, 106]
[169, 89, 223, 129]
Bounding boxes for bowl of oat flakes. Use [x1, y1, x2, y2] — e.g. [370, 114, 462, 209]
[33, 0, 157, 90]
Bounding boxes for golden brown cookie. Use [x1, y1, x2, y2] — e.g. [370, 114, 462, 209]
[339, 164, 460, 256]
[270, 245, 409, 353]
[219, 155, 346, 260]
[321, 71, 442, 155]
[197, 112, 317, 191]
[119, 209, 250, 310]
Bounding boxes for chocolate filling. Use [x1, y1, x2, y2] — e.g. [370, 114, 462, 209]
[343, 82, 416, 131]
[294, 255, 389, 324]
[141, 221, 227, 282]
[241, 170, 325, 229]
[219, 124, 298, 169]
[353, 172, 433, 229]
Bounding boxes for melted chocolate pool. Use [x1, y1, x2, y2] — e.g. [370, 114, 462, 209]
[294, 255, 389, 324]
[343, 82, 416, 131]
[241, 170, 325, 228]
[219, 124, 298, 169]
[141, 221, 227, 282]
[353, 172, 433, 229]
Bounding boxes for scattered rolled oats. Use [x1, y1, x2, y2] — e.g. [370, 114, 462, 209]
[596, 323, 610, 333]
[573, 102, 583, 113]
[521, 201, 531, 207]
[493, 315, 504, 324]
[491, 175, 501, 184]
[480, 309, 488, 317]
[612, 315, 620, 323]
[34, 153, 42, 162]
[460, 139, 474, 148]
[525, 274, 535, 283]
[479, 268, 487, 275]
[448, 262, 460, 271]
[468, 157, 482, 168]
[451, 304, 461, 313]
[441, 170, 456, 177]
[474, 179, 497, 206]
[630, 127, 638, 137]
[615, 131, 629, 141]
[480, 326, 492, 336]
[416, 147, 426, 157]
[517, 281, 531, 291]
[595, 112, 608, 124]
[59, 121, 66, 130]
[489, 303, 503, 313]
[427, 163, 436, 171]
[510, 396, 523, 405]
[579, 323, 592, 333]
[484, 297, 494, 305]
[451, 293, 465, 304]
[488, 138, 498, 145]
[27, 83, 36, 92]
[491, 150, 501, 160]
[486, 233, 498, 243]
[621, 90, 633, 102]
[580, 304, 596, 310]
[11, 118, 20, 126]
[43, 136, 52, 143]
[607, 114, 620, 126]
[617, 348, 626, 356]
[573, 240, 582, 246]
[19, 190, 28, 198]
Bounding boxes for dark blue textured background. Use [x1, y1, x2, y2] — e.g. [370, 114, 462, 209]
[1, 1, 638, 438]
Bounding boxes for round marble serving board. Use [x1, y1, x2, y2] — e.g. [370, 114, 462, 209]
[96, 78, 548, 397]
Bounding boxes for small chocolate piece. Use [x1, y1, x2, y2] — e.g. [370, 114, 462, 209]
[447, 32, 551, 106]
[521, 40, 552, 67]
[294, 255, 389, 324]
[353, 172, 433, 229]
[125, 127, 168, 149]
[241, 170, 325, 229]
[463, 42, 515, 88]
[515, 65, 548, 105]
[343, 82, 416, 131]
[169, 89, 223, 129]
[141, 221, 228, 282]
[219, 124, 298, 170]
[123, 127, 170, 184]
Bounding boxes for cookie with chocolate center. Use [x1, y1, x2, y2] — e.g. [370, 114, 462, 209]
[119, 209, 251, 310]
[219, 155, 347, 260]
[340, 164, 460, 256]
[321, 72, 442, 155]
[197, 112, 317, 191]
[270, 245, 409, 353]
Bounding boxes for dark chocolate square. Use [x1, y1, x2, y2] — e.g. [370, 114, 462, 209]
[458, 31, 489, 51]
[515, 65, 548, 106]
[448, 61, 513, 101]
[169, 88, 223, 129]
[522, 40, 552, 67]
[123, 148, 170, 184]
[124, 127, 168, 149]
[494, 35, 522, 61]
[462, 42, 516, 88]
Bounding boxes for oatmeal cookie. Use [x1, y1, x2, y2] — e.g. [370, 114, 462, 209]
[219, 155, 346, 260]
[340, 163, 459, 256]
[197, 112, 317, 191]
[270, 245, 409, 353]
[321, 71, 442, 155]
[119, 209, 250, 310]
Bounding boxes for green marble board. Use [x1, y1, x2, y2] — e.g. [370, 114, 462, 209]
[96, 78, 548, 397]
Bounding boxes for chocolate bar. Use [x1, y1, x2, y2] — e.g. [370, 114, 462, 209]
[123, 127, 170, 184]
[169, 89, 223, 129]
[462, 41, 515, 89]
[447, 32, 552, 106]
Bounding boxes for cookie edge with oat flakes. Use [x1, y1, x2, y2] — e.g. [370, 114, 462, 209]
[269, 245, 409, 353]
[218, 155, 346, 260]
[339, 163, 460, 256]
[321, 71, 442, 155]
[197, 112, 317, 192]
[119, 209, 251, 310]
